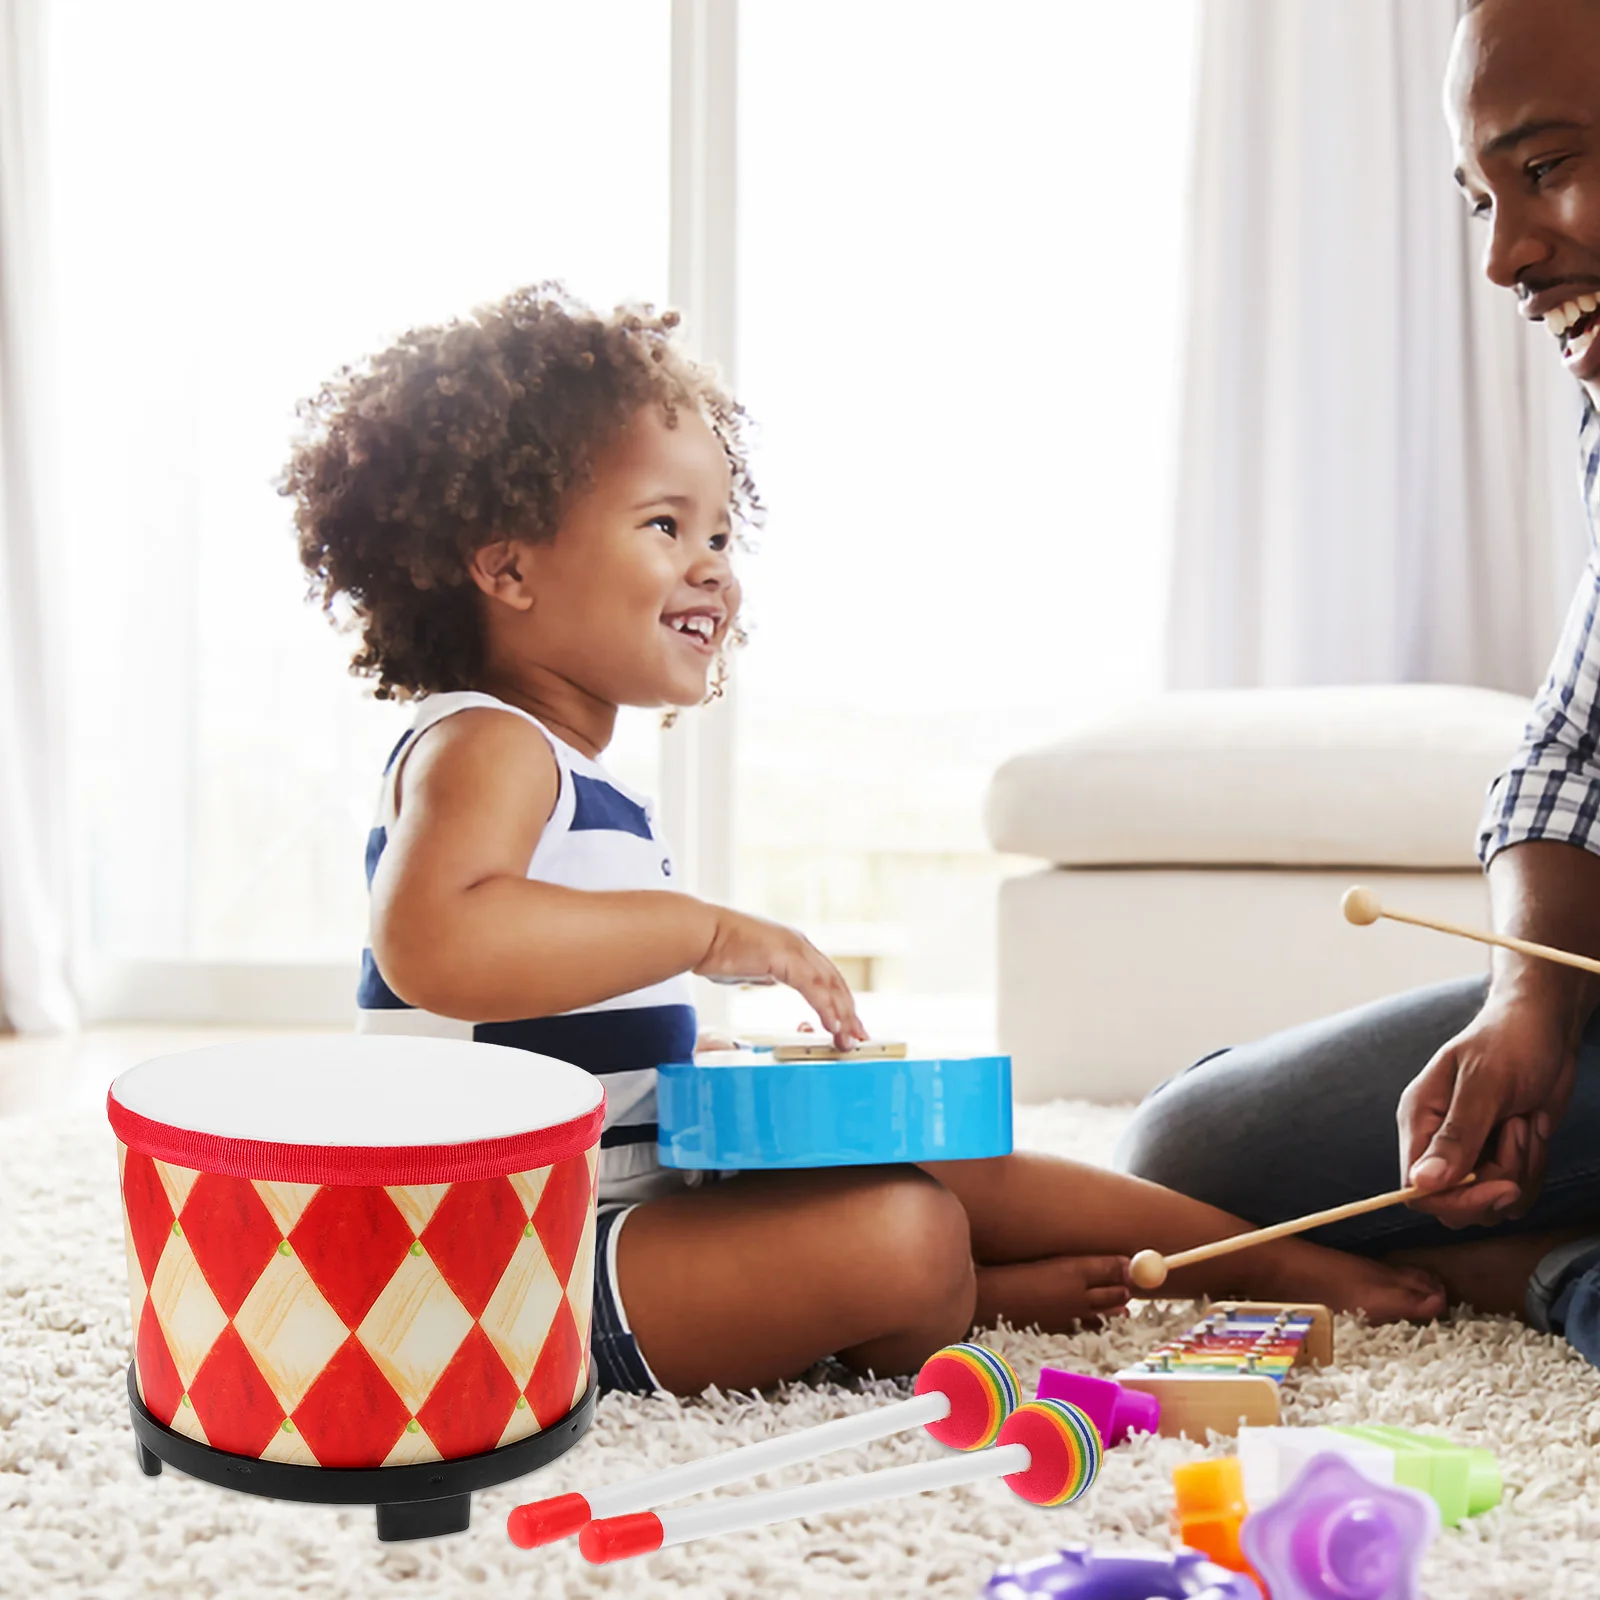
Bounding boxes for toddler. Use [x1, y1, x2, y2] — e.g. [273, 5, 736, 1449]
[284, 284, 1447, 1396]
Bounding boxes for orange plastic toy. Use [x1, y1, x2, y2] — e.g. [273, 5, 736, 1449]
[1171, 1456, 1255, 1579]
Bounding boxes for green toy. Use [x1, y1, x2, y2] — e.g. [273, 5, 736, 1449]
[1326, 1425, 1501, 1526]
[1236, 1423, 1501, 1527]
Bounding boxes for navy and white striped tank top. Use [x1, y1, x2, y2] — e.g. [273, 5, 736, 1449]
[355, 690, 698, 1203]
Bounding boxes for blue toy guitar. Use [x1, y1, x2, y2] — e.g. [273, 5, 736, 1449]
[656, 1045, 1013, 1169]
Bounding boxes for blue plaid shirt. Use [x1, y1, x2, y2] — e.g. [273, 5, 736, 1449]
[1478, 397, 1600, 865]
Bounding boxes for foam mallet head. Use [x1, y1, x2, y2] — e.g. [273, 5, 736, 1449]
[507, 1340, 1020, 1548]
[913, 1340, 1021, 1450]
[579, 1398, 1103, 1563]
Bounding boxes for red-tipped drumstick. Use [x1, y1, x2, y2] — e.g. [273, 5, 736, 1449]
[507, 1341, 1020, 1548]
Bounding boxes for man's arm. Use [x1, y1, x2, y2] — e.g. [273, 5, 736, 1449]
[1403, 544, 1600, 1224]
[1401, 840, 1600, 1224]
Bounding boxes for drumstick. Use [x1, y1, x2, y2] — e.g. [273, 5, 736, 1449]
[506, 1342, 1019, 1548]
[1128, 1176, 1475, 1291]
[1342, 885, 1600, 978]
[579, 1399, 1101, 1564]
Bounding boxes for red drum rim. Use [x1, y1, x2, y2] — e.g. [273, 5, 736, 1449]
[107, 1092, 605, 1184]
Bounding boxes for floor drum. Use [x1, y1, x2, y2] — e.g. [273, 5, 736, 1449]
[107, 1035, 604, 1539]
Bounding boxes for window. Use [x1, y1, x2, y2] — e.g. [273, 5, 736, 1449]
[730, 3, 1198, 1046]
[47, 0, 670, 986]
[45, 1, 1194, 1033]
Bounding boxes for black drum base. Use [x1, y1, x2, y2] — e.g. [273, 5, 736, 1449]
[126, 1363, 596, 1541]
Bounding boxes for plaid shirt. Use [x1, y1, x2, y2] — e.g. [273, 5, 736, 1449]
[1478, 396, 1600, 865]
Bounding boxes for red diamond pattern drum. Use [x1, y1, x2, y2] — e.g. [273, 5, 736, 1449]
[110, 1037, 605, 1472]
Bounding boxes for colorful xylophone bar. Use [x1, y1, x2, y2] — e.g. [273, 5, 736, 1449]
[1124, 1311, 1314, 1378]
[1112, 1303, 1334, 1439]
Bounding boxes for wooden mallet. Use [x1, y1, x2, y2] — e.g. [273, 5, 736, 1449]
[1340, 884, 1600, 978]
[1127, 1177, 1471, 1292]
[1129, 885, 1581, 1294]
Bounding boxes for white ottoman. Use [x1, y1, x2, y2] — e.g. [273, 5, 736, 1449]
[984, 685, 1534, 1103]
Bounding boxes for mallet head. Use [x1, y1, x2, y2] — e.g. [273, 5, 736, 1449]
[1128, 1250, 1169, 1291]
[1341, 886, 1383, 926]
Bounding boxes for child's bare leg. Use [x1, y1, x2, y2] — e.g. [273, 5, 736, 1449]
[616, 1167, 977, 1394]
[922, 1153, 1447, 1326]
[1383, 1226, 1598, 1317]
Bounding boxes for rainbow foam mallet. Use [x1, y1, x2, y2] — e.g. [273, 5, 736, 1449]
[580, 1398, 1102, 1564]
[507, 1342, 1021, 1549]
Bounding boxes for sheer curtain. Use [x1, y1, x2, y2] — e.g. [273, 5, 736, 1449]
[0, 0, 74, 1031]
[731, 3, 1197, 1044]
[44, 2, 669, 1022]
[1168, 0, 1589, 693]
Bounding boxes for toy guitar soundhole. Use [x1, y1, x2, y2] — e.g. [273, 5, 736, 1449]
[655, 1054, 1013, 1169]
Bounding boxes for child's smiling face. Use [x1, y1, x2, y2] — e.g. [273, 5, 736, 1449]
[478, 403, 740, 716]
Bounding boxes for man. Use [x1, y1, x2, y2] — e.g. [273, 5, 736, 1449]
[1116, 0, 1600, 1363]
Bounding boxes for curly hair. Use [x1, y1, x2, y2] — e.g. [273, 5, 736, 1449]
[281, 282, 759, 700]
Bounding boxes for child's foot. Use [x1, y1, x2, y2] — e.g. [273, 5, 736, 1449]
[974, 1254, 1131, 1334]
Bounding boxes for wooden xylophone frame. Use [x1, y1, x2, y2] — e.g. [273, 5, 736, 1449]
[1112, 1302, 1333, 1439]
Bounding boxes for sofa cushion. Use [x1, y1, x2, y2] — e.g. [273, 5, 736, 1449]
[998, 865, 1492, 1101]
[984, 685, 1533, 869]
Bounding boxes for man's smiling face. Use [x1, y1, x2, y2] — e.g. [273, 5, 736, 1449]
[1448, 0, 1600, 399]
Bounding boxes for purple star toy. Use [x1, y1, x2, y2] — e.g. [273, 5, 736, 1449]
[1240, 1452, 1440, 1600]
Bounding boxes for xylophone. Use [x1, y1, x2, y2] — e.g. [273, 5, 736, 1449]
[1113, 1303, 1332, 1438]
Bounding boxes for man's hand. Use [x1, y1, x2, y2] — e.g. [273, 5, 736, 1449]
[1399, 993, 1576, 1226]
[696, 909, 866, 1051]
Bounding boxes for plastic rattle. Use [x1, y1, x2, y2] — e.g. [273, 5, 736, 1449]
[1240, 1451, 1439, 1600]
[985, 1544, 1260, 1599]
[507, 1340, 1019, 1548]
[579, 1398, 1101, 1564]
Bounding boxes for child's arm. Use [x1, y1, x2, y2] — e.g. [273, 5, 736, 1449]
[371, 710, 865, 1045]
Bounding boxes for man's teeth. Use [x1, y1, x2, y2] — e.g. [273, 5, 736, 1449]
[1569, 322, 1600, 362]
[1547, 293, 1600, 337]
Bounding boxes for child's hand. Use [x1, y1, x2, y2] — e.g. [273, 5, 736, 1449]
[696, 909, 867, 1050]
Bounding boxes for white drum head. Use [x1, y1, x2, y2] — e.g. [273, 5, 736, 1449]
[110, 1035, 602, 1147]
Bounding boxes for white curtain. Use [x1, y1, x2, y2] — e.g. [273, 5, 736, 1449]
[0, 0, 75, 1031]
[1168, 0, 1590, 693]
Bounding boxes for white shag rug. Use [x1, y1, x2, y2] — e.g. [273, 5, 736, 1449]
[4, 1101, 1600, 1599]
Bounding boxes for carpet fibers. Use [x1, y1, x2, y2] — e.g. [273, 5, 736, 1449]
[3, 1101, 1598, 1599]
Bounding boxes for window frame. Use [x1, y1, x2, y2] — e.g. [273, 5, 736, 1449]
[76, 0, 736, 1025]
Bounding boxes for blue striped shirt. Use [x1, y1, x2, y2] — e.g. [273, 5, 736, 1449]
[357, 691, 697, 1203]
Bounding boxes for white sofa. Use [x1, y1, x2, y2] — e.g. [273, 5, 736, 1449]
[984, 685, 1534, 1103]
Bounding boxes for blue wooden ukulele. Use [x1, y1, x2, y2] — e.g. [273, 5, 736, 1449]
[656, 1041, 1013, 1170]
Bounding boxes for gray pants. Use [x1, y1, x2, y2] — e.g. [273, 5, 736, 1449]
[1113, 976, 1600, 1252]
